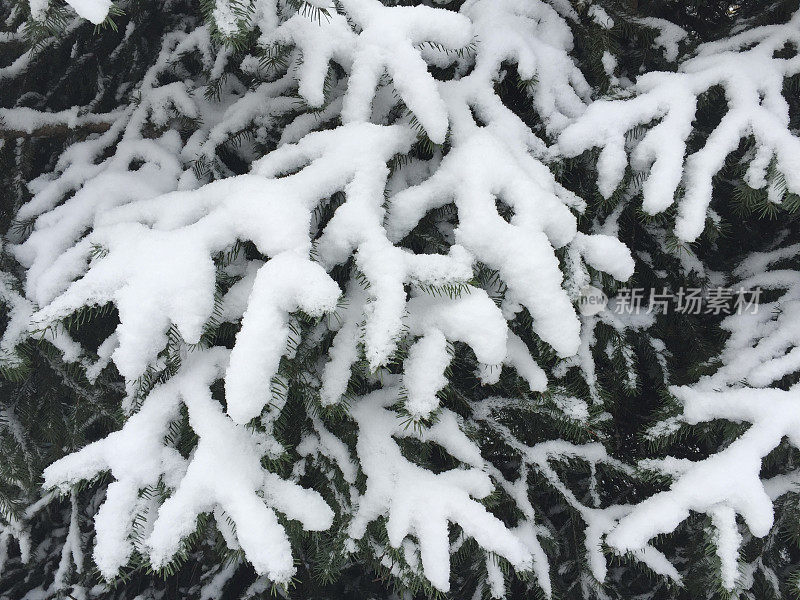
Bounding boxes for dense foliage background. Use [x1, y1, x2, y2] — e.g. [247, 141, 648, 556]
[1, 0, 800, 599]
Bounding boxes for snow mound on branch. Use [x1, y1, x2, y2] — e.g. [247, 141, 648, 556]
[44, 349, 333, 582]
[348, 387, 533, 592]
[558, 9, 800, 241]
[709, 243, 800, 388]
[613, 384, 800, 591]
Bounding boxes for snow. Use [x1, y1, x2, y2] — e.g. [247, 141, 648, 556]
[199, 563, 238, 600]
[601, 51, 617, 84]
[17, 21, 608, 579]
[44, 349, 333, 582]
[702, 244, 800, 389]
[224, 253, 341, 424]
[0, 272, 34, 369]
[0, 107, 122, 135]
[265, 10, 354, 108]
[588, 5, 613, 29]
[10, 0, 800, 595]
[573, 233, 634, 282]
[608, 384, 800, 590]
[63, 0, 112, 24]
[348, 387, 533, 592]
[633, 17, 687, 62]
[388, 125, 584, 358]
[473, 398, 677, 587]
[212, 0, 243, 37]
[5, 0, 624, 590]
[317, 284, 363, 407]
[606, 241, 800, 588]
[263, 0, 472, 143]
[339, 0, 472, 143]
[403, 329, 451, 417]
[27, 0, 49, 21]
[559, 9, 800, 241]
[463, 0, 590, 135]
[710, 505, 742, 591]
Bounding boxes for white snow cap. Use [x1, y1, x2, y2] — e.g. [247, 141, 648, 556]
[66, 0, 113, 24]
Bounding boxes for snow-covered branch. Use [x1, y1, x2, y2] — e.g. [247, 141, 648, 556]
[559, 9, 800, 241]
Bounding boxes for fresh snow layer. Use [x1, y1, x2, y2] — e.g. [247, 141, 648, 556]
[11, 0, 799, 595]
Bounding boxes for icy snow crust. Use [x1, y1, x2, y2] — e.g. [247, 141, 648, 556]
[5, 0, 800, 596]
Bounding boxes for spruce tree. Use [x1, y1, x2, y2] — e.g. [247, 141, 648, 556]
[1, 0, 800, 599]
